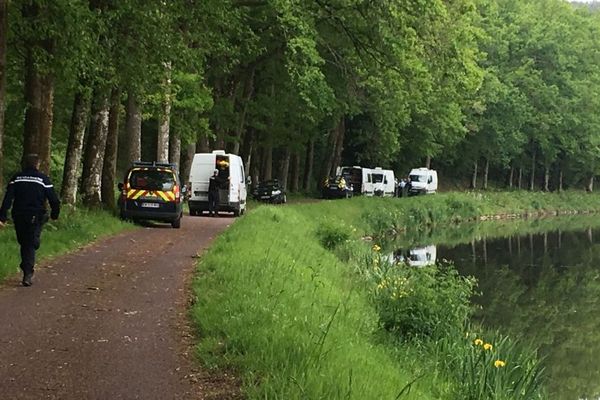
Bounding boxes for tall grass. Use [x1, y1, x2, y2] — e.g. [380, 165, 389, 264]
[0, 207, 132, 281]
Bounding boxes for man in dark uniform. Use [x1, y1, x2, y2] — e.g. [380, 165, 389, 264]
[0, 154, 60, 286]
[208, 169, 222, 217]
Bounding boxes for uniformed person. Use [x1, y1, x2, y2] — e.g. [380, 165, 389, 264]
[0, 154, 60, 286]
[208, 169, 222, 217]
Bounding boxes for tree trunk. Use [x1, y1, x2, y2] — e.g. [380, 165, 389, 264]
[262, 142, 273, 181]
[81, 89, 110, 207]
[518, 167, 523, 189]
[61, 89, 92, 205]
[508, 164, 514, 189]
[483, 158, 489, 190]
[303, 138, 314, 191]
[232, 68, 255, 155]
[125, 91, 142, 164]
[180, 143, 195, 184]
[23, 49, 42, 163]
[470, 160, 478, 189]
[291, 152, 300, 192]
[101, 88, 121, 209]
[425, 155, 431, 169]
[196, 136, 210, 153]
[169, 133, 181, 169]
[558, 167, 563, 192]
[530, 148, 536, 191]
[0, 0, 7, 191]
[38, 74, 54, 175]
[332, 118, 345, 172]
[543, 165, 550, 192]
[157, 63, 172, 162]
[587, 175, 594, 192]
[279, 148, 291, 189]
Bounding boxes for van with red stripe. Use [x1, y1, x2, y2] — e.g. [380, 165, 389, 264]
[117, 161, 184, 228]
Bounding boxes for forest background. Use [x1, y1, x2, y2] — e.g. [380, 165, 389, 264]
[1, 0, 600, 208]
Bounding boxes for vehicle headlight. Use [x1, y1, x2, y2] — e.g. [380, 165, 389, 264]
[272, 190, 281, 195]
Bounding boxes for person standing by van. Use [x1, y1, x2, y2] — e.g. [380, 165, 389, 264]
[208, 169, 225, 217]
[0, 154, 60, 286]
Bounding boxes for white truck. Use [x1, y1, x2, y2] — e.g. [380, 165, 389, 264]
[408, 168, 438, 195]
[188, 150, 247, 216]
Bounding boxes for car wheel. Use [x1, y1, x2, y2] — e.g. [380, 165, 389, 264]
[233, 207, 241, 217]
[172, 215, 182, 228]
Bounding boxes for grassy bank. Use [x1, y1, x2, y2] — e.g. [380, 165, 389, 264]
[0, 207, 132, 281]
[192, 191, 600, 398]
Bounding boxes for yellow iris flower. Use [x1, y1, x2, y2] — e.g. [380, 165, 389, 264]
[474, 339, 483, 346]
[494, 360, 506, 368]
[372, 244, 381, 252]
[484, 343, 493, 351]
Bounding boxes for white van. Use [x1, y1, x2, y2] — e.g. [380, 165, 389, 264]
[408, 168, 438, 195]
[391, 245, 437, 267]
[188, 150, 247, 216]
[363, 167, 395, 197]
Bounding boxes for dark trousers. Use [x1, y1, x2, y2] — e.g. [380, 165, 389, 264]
[208, 191, 220, 215]
[13, 214, 43, 275]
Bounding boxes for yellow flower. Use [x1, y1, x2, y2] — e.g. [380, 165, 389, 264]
[474, 339, 483, 346]
[372, 244, 381, 252]
[484, 343, 493, 351]
[494, 360, 506, 368]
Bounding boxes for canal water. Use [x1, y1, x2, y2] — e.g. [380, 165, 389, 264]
[394, 215, 600, 399]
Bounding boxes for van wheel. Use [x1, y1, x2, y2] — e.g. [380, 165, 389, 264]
[233, 208, 241, 217]
[172, 216, 182, 229]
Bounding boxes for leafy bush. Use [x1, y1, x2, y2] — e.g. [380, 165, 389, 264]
[362, 253, 476, 340]
[315, 219, 351, 250]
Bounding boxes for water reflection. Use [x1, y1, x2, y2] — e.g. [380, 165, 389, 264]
[426, 224, 600, 400]
[388, 245, 437, 267]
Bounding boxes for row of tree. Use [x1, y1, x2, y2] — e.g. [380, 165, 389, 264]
[0, 0, 600, 208]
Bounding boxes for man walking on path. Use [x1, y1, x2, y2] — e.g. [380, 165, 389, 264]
[0, 154, 60, 286]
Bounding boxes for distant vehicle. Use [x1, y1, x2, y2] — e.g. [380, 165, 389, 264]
[118, 161, 184, 228]
[336, 166, 364, 195]
[363, 167, 395, 197]
[322, 175, 353, 199]
[188, 150, 247, 216]
[252, 179, 287, 204]
[408, 168, 438, 195]
[392, 245, 437, 267]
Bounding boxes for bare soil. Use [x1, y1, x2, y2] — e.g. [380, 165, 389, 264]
[0, 215, 242, 399]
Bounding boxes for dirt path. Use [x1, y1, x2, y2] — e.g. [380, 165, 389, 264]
[0, 216, 240, 400]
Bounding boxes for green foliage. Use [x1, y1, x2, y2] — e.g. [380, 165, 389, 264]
[434, 332, 546, 399]
[362, 254, 476, 340]
[315, 219, 351, 250]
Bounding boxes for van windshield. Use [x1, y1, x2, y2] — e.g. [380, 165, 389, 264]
[410, 174, 425, 182]
[129, 170, 176, 191]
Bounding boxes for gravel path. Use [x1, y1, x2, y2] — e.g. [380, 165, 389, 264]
[0, 215, 240, 399]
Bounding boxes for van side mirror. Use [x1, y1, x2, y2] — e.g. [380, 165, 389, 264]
[117, 183, 124, 191]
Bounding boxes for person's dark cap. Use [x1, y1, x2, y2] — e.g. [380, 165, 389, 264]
[23, 154, 40, 169]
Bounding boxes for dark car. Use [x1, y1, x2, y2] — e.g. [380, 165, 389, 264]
[321, 175, 353, 199]
[252, 179, 287, 204]
[118, 161, 184, 228]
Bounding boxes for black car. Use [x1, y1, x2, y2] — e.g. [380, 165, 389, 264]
[118, 161, 185, 228]
[321, 175, 353, 199]
[252, 180, 287, 204]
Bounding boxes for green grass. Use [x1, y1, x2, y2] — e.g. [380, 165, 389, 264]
[0, 206, 133, 281]
[191, 190, 600, 399]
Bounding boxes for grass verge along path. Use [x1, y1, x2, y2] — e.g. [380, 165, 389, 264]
[192, 191, 600, 399]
